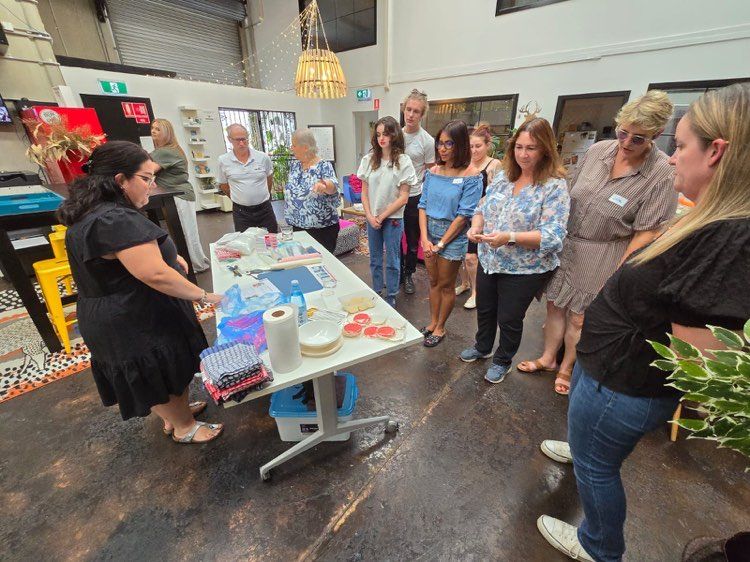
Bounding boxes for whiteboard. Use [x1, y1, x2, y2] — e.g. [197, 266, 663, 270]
[309, 125, 336, 162]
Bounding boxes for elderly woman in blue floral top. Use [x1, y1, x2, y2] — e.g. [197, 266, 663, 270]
[460, 118, 570, 384]
[284, 128, 340, 253]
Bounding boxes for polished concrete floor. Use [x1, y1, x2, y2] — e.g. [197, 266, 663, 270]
[1, 211, 748, 561]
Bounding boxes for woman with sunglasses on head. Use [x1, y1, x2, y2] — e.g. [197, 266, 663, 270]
[358, 116, 417, 307]
[518, 91, 677, 395]
[455, 122, 502, 309]
[418, 120, 483, 347]
[150, 118, 210, 273]
[537, 83, 750, 562]
[59, 141, 225, 444]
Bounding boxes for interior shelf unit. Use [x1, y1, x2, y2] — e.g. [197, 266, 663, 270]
[179, 106, 228, 212]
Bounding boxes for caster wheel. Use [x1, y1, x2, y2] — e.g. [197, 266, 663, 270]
[385, 421, 400, 434]
[261, 471, 272, 482]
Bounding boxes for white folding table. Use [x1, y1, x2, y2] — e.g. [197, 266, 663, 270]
[210, 232, 422, 480]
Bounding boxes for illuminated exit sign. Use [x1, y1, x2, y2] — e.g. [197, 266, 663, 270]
[356, 88, 372, 101]
[99, 80, 128, 95]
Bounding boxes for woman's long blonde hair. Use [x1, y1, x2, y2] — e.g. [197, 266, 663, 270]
[152, 118, 186, 160]
[633, 83, 750, 264]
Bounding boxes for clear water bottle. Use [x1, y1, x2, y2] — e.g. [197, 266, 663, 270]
[289, 279, 307, 325]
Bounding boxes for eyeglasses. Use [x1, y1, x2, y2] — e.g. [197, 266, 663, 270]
[615, 128, 650, 146]
[229, 136, 249, 143]
[136, 174, 156, 187]
[437, 140, 455, 149]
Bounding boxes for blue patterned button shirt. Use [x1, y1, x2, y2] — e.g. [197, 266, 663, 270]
[475, 171, 570, 275]
[284, 159, 340, 229]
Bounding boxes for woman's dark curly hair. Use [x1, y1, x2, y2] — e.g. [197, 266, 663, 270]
[57, 141, 151, 225]
[369, 116, 406, 171]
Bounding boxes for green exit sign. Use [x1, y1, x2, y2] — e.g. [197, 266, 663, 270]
[356, 88, 372, 101]
[99, 80, 128, 95]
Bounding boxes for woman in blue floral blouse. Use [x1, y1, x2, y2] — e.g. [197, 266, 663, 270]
[284, 129, 340, 253]
[459, 118, 570, 384]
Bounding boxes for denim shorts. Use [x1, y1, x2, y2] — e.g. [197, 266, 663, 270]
[426, 216, 468, 261]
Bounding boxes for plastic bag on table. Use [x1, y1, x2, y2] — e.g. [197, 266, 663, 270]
[217, 311, 268, 353]
[220, 283, 283, 317]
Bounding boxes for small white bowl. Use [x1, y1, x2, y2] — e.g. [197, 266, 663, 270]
[298, 320, 342, 349]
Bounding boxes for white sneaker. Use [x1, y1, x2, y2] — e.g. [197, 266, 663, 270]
[463, 294, 476, 309]
[537, 515, 594, 562]
[541, 440, 573, 464]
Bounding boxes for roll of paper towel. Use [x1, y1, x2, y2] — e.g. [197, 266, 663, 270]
[263, 305, 302, 374]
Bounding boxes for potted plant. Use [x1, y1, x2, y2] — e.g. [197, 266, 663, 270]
[650, 319, 750, 561]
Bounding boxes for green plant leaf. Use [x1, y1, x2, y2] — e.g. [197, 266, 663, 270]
[709, 326, 745, 350]
[712, 400, 747, 414]
[682, 393, 713, 403]
[704, 359, 739, 380]
[651, 359, 677, 371]
[711, 350, 742, 367]
[669, 335, 701, 358]
[677, 361, 709, 380]
[744, 319, 750, 344]
[666, 379, 705, 393]
[649, 340, 677, 360]
[676, 419, 708, 431]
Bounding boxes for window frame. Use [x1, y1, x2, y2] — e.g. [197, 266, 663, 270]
[552, 90, 631, 138]
[415, 93, 519, 135]
[298, 0, 377, 54]
[218, 106, 298, 155]
[495, 0, 569, 17]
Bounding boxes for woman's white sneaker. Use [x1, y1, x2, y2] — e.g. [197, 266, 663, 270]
[540, 440, 573, 463]
[537, 515, 594, 561]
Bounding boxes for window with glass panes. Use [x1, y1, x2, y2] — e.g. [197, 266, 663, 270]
[218, 108, 297, 154]
[648, 78, 749, 155]
[496, 0, 569, 16]
[421, 95, 519, 159]
[299, 0, 376, 53]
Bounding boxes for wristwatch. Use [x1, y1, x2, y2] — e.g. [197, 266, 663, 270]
[506, 232, 517, 246]
[436, 240, 446, 250]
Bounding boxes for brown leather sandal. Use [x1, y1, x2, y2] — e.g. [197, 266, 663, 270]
[554, 371, 572, 396]
[517, 359, 558, 374]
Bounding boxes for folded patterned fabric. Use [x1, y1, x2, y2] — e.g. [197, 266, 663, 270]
[215, 247, 242, 261]
[199, 342, 263, 382]
[200, 367, 264, 390]
[202, 366, 272, 404]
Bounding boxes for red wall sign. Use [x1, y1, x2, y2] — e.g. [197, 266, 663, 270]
[122, 101, 150, 123]
[373, 98, 380, 110]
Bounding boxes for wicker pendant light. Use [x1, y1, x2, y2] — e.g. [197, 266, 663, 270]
[295, 1, 347, 99]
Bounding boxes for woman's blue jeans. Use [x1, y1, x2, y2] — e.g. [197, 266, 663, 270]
[367, 219, 404, 298]
[568, 364, 680, 562]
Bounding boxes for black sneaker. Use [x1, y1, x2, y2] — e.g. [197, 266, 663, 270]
[404, 275, 415, 294]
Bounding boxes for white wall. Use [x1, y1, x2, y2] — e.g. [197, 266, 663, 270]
[60, 66, 323, 188]
[249, 0, 301, 91]
[256, 0, 750, 173]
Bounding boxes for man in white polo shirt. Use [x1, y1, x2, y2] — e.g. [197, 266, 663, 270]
[217, 123, 279, 233]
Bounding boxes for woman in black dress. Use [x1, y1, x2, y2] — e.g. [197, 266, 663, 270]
[59, 141, 225, 444]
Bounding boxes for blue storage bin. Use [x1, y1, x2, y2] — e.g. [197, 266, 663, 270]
[269, 373, 359, 441]
[0, 192, 64, 216]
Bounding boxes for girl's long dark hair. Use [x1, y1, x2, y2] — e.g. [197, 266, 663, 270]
[370, 116, 405, 171]
[57, 141, 151, 226]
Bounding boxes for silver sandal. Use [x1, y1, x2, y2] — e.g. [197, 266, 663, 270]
[172, 421, 223, 444]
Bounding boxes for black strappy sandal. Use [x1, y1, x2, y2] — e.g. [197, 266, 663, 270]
[423, 333, 445, 347]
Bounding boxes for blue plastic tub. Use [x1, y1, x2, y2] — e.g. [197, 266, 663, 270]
[269, 373, 359, 441]
[0, 192, 64, 216]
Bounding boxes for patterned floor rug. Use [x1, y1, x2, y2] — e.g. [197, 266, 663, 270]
[0, 285, 215, 404]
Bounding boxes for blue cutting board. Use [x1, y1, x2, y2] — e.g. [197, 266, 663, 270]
[257, 266, 322, 295]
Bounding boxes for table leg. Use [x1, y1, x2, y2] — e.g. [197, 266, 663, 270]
[0, 228, 62, 352]
[258, 372, 398, 481]
[161, 196, 197, 284]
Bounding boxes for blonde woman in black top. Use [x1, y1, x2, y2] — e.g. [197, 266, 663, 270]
[536, 84, 750, 562]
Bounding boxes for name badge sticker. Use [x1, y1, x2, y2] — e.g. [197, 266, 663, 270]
[609, 194, 628, 207]
[452, 178, 463, 185]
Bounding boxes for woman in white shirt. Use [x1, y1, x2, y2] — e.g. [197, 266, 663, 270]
[358, 116, 417, 307]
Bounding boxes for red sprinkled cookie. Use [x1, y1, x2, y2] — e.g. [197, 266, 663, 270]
[353, 313, 371, 325]
[363, 326, 379, 338]
[376, 326, 396, 339]
[343, 323, 363, 337]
